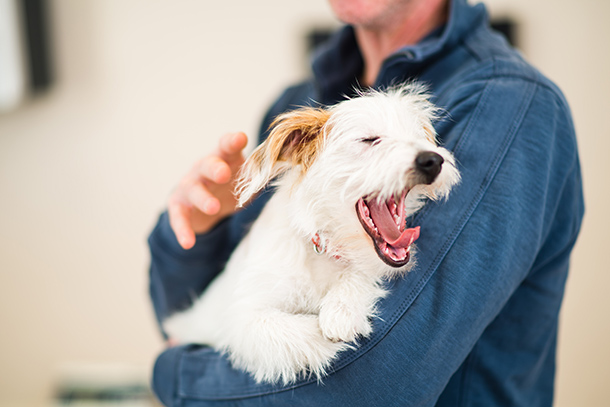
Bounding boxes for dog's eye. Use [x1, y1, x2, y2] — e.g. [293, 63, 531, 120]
[360, 136, 381, 145]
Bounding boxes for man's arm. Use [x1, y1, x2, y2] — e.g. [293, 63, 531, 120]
[150, 76, 584, 406]
[148, 211, 234, 333]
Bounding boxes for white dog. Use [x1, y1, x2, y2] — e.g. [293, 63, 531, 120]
[164, 84, 460, 385]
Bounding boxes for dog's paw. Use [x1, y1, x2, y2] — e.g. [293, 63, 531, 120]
[227, 312, 349, 384]
[319, 301, 373, 343]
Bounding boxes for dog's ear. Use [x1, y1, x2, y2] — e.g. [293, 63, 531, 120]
[236, 107, 331, 206]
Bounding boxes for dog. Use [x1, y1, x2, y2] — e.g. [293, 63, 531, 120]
[163, 84, 460, 385]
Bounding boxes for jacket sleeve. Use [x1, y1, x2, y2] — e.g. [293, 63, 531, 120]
[148, 212, 235, 334]
[150, 76, 584, 406]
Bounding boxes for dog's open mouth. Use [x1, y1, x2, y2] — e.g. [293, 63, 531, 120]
[356, 190, 420, 267]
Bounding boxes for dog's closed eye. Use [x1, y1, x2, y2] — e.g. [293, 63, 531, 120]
[360, 136, 382, 146]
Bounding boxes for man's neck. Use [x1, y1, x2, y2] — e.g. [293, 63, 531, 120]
[355, 0, 448, 86]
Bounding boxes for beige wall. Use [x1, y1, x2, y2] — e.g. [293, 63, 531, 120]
[0, 0, 607, 406]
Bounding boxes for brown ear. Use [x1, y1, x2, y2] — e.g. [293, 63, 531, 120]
[236, 107, 331, 206]
[263, 107, 331, 171]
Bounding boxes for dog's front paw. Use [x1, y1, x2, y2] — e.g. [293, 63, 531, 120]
[227, 312, 349, 384]
[319, 301, 373, 343]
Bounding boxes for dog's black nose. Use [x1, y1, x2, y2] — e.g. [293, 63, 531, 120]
[415, 151, 444, 184]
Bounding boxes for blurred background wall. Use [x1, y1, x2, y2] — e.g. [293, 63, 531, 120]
[0, 0, 608, 406]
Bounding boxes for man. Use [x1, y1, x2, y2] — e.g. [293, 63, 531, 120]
[148, 0, 584, 405]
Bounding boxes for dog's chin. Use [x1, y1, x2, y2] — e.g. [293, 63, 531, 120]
[355, 192, 420, 268]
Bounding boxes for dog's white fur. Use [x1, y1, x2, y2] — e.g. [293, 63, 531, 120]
[163, 84, 460, 384]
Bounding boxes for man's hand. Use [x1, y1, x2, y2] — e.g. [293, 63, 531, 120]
[168, 132, 249, 249]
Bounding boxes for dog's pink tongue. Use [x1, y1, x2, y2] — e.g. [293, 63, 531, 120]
[389, 226, 420, 248]
[367, 199, 420, 248]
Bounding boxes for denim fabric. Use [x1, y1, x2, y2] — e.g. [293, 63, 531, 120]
[148, 0, 584, 405]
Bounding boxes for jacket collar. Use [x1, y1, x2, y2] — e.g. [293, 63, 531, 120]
[311, 0, 487, 102]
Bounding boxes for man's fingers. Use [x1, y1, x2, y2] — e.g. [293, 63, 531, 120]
[187, 183, 221, 215]
[193, 133, 247, 184]
[168, 202, 195, 249]
[198, 156, 232, 184]
[167, 133, 248, 244]
[218, 132, 248, 162]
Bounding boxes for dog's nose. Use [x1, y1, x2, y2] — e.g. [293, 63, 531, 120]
[415, 151, 444, 184]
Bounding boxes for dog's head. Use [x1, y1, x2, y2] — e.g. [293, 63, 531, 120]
[237, 84, 460, 270]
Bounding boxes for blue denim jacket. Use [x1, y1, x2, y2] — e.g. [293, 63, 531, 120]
[148, 0, 584, 405]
